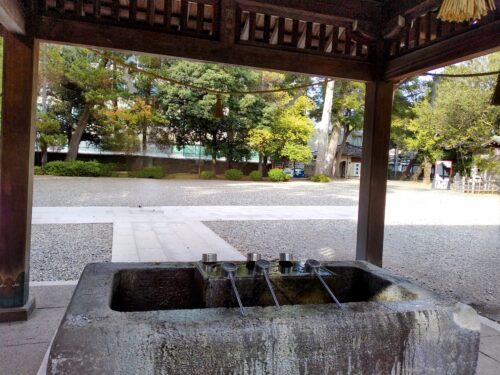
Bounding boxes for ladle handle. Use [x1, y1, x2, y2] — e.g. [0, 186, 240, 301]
[263, 270, 281, 310]
[314, 269, 343, 309]
[228, 273, 247, 316]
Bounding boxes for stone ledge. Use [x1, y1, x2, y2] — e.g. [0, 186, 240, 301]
[0, 297, 36, 323]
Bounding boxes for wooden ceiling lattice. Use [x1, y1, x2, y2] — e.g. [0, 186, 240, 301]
[235, 5, 370, 60]
[42, 0, 220, 39]
[41, 0, 373, 59]
[24, 0, 500, 81]
[386, 5, 497, 59]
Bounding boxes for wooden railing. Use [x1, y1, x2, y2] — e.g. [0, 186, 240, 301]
[41, 0, 220, 39]
[235, 2, 371, 60]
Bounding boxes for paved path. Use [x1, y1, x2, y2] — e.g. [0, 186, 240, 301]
[32, 205, 358, 223]
[112, 220, 242, 262]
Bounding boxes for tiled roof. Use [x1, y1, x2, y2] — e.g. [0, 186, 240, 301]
[338, 142, 362, 158]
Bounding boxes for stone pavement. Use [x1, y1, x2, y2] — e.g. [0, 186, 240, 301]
[31, 205, 358, 223]
[0, 283, 499, 375]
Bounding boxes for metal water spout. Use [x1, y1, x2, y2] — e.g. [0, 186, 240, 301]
[255, 259, 281, 310]
[221, 263, 247, 316]
[305, 259, 343, 309]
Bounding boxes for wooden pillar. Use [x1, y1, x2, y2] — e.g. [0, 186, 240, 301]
[0, 30, 38, 321]
[356, 81, 394, 267]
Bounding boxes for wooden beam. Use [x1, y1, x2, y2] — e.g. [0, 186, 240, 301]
[385, 0, 440, 20]
[34, 16, 375, 81]
[385, 20, 500, 81]
[237, 0, 352, 28]
[0, 0, 25, 35]
[0, 30, 38, 317]
[356, 81, 394, 267]
[383, 15, 405, 40]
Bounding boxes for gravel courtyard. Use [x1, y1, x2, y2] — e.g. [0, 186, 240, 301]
[32, 176, 500, 321]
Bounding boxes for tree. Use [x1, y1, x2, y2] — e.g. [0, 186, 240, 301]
[431, 57, 500, 173]
[390, 77, 430, 179]
[249, 95, 315, 170]
[99, 98, 154, 153]
[331, 81, 365, 177]
[36, 112, 66, 165]
[158, 62, 265, 171]
[247, 127, 274, 173]
[130, 55, 170, 156]
[392, 53, 500, 180]
[40, 46, 125, 161]
[404, 101, 443, 183]
[271, 95, 315, 163]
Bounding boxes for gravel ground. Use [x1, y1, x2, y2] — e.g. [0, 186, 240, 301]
[205, 220, 500, 321]
[30, 224, 112, 281]
[34, 176, 360, 207]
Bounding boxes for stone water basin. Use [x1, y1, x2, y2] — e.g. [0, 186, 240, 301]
[48, 260, 480, 374]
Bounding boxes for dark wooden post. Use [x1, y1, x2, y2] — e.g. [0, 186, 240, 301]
[356, 81, 394, 267]
[0, 30, 38, 321]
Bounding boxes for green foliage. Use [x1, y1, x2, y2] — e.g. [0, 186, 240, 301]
[391, 53, 500, 175]
[99, 98, 152, 153]
[247, 127, 274, 158]
[43, 160, 114, 177]
[311, 174, 331, 183]
[248, 95, 315, 164]
[40, 45, 127, 159]
[36, 112, 66, 151]
[34, 166, 45, 175]
[158, 62, 266, 164]
[268, 168, 291, 182]
[473, 154, 500, 175]
[224, 169, 244, 180]
[249, 170, 263, 181]
[332, 81, 365, 132]
[200, 170, 216, 180]
[128, 166, 165, 179]
[272, 96, 315, 163]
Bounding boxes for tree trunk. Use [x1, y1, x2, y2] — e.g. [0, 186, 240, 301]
[423, 157, 432, 184]
[314, 80, 335, 176]
[41, 146, 48, 166]
[211, 153, 217, 173]
[410, 165, 422, 182]
[401, 153, 417, 180]
[334, 128, 352, 178]
[327, 123, 341, 177]
[66, 103, 91, 161]
[258, 154, 263, 173]
[142, 126, 148, 154]
[262, 155, 269, 176]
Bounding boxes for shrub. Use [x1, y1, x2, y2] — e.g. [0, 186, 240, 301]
[43, 160, 114, 177]
[268, 168, 291, 182]
[249, 170, 262, 181]
[311, 174, 331, 183]
[200, 170, 216, 180]
[224, 169, 244, 181]
[128, 166, 165, 179]
[34, 166, 45, 175]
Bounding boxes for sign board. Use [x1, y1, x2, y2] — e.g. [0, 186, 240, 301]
[433, 160, 452, 190]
